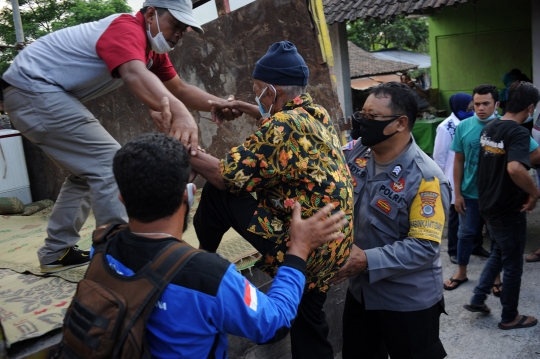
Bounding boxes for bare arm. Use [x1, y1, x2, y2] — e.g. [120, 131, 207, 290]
[208, 98, 261, 124]
[118, 60, 198, 153]
[507, 161, 540, 212]
[164, 75, 242, 124]
[453, 152, 466, 213]
[190, 150, 226, 190]
[530, 147, 540, 166]
[164, 75, 222, 111]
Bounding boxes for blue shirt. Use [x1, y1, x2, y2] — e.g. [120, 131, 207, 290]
[91, 230, 306, 358]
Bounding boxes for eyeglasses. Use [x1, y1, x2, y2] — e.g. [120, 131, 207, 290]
[352, 111, 405, 122]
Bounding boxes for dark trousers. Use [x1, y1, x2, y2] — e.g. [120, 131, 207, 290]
[457, 198, 487, 265]
[447, 204, 484, 257]
[471, 213, 527, 323]
[342, 290, 447, 359]
[194, 182, 334, 359]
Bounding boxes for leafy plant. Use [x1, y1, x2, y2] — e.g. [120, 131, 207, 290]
[347, 15, 429, 53]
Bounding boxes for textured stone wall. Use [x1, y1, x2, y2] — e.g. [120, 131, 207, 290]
[23, 0, 342, 203]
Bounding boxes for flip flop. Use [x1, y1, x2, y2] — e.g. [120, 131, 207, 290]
[498, 316, 538, 330]
[443, 277, 468, 291]
[463, 303, 491, 314]
[492, 283, 502, 297]
[525, 253, 540, 262]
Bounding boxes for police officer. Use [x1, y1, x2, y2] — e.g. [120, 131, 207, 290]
[329, 82, 449, 359]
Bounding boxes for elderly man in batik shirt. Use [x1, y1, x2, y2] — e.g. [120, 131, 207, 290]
[188, 41, 353, 359]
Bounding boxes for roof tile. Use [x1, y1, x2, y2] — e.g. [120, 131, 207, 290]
[324, 0, 470, 23]
[347, 41, 417, 78]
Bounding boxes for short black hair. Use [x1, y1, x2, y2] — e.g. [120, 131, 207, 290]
[113, 132, 190, 223]
[506, 82, 540, 114]
[140, 6, 168, 15]
[369, 82, 418, 129]
[473, 84, 499, 103]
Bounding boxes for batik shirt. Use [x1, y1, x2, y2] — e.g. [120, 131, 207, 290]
[220, 93, 354, 292]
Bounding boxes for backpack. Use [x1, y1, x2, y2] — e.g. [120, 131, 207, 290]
[59, 223, 201, 358]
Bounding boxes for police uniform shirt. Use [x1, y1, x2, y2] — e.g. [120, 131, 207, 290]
[343, 138, 451, 311]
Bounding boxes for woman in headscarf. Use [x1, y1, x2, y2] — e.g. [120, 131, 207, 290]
[433, 93, 473, 266]
[499, 72, 517, 115]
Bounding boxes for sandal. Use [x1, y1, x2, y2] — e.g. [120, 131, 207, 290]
[525, 252, 540, 262]
[443, 277, 468, 291]
[498, 316, 538, 330]
[492, 283, 502, 297]
[464, 303, 491, 314]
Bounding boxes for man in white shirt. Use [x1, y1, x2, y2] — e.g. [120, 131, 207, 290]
[433, 93, 489, 264]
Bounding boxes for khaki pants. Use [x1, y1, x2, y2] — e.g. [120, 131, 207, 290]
[3, 87, 127, 265]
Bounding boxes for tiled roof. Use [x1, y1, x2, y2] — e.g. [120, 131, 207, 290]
[324, 0, 471, 24]
[348, 41, 417, 78]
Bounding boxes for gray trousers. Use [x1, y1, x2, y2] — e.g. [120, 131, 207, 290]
[3, 87, 128, 265]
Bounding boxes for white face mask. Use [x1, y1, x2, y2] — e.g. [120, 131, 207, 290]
[146, 13, 173, 54]
[187, 183, 195, 211]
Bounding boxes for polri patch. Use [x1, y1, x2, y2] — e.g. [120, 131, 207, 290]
[355, 158, 367, 168]
[391, 178, 405, 192]
[376, 199, 391, 214]
[391, 164, 402, 178]
[419, 191, 439, 218]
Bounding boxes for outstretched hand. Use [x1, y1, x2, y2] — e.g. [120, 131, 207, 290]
[150, 97, 172, 134]
[149, 97, 199, 155]
[288, 202, 347, 260]
[209, 95, 243, 126]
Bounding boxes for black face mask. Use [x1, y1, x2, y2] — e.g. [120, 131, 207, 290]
[353, 112, 401, 147]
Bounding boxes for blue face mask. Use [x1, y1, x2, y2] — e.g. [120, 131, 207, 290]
[255, 85, 277, 119]
[457, 110, 474, 120]
[476, 111, 497, 123]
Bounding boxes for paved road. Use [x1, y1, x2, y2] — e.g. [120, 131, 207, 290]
[438, 204, 540, 359]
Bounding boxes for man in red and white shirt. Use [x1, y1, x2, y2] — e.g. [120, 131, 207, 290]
[1, 0, 237, 272]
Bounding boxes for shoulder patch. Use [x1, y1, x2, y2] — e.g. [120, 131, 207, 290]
[243, 279, 258, 311]
[408, 177, 445, 243]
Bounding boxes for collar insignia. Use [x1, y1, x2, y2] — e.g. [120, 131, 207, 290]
[391, 164, 402, 178]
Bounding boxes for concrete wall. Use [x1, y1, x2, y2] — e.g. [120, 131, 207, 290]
[23, 0, 344, 202]
[328, 22, 353, 119]
[428, 0, 532, 111]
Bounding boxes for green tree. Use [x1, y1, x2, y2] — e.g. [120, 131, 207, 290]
[347, 16, 429, 53]
[0, 0, 131, 75]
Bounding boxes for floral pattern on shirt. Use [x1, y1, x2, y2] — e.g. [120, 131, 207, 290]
[220, 93, 354, 292]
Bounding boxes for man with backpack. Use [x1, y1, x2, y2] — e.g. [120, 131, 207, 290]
[61, 132, 347, 358]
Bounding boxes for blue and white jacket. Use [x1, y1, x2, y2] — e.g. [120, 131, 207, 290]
[95, 229, 306, 359]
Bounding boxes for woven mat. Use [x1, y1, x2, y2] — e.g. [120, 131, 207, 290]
[0, 268, 75, 347]
[0, 191, 259, 346]
[0, 191, 259, 282]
